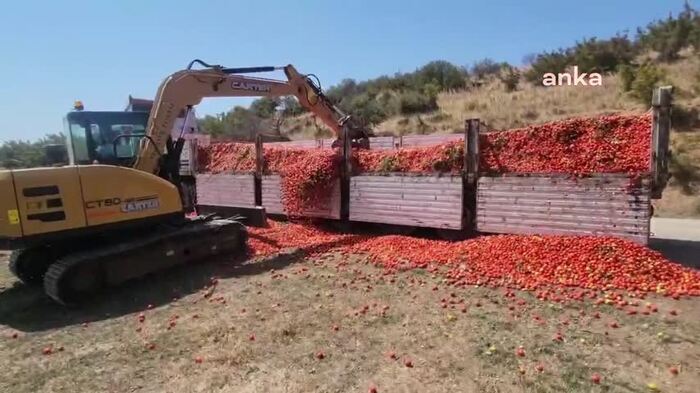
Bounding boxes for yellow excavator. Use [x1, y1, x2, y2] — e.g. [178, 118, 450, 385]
[0, 60, 369, 305]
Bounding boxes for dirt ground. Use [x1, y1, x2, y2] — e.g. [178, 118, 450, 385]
[0, 243, 698, 393]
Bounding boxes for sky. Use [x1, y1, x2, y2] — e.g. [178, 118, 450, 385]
[0, 0, 691, 142]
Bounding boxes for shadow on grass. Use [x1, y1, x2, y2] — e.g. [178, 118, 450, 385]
[649, 238, 700, 269]
[0, 234, 366, 333]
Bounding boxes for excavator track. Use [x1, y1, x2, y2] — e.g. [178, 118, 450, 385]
[9, 247, 54, 285]
[44, 218, 246, 305]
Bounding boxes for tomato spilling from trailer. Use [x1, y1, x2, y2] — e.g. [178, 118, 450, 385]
[247, 221, 700, 297]
[197, 113, 700, 299]
[199, 113, 652, 214]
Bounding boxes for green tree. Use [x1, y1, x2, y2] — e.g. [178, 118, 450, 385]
[470, 58, 509, 79]
[0, 133, 66, 169]
[498, 65, 520, 92]
[280, 96, 304, 116]
[524, 50, 572, 84]
[413, 60, 467, 91]
[325, 61, 469, 120]
[571, 35, 636, 73]
[226, 106, 263, 140]
[398, 90, 438, 115]
[198, 113, 227, 138]
[250, 97, 279, 119]
[629, 63, 666, 104]
[637, 2, 699, 61]
[347, 93, 387, 126]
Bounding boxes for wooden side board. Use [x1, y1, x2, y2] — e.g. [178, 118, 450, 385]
[476, 175, 651, 244]
[349, 175, 463, 229]
[196, 173, 256, 207]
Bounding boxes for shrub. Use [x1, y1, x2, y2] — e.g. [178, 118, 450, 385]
[281, 96, 305, 117]
[524, 50, 572, 84]
[470, 58, 507, 79]
[629, 63, 666, 104]
[571, 36, 636, 73]
[0, 133, 65, 169]
[398, 90, 438, 115]
[250, 97, 279, 118]
[376, 91, 400, 116]
[618, 64, 636, 92]
[414, 61, 468, 91]
[669, 153, 699, 195]
[637, 3, 699, 61]
[428, 112, 452, 122]
[671, 105, 699, 131]
[498, 65, 520, 92]
[325, 60, 468, 120]
[525, 34, 637, 86]
[416, 116, 431, 134]
[347, 93, 388, 126]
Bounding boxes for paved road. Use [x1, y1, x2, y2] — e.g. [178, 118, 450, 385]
[651, 218, 700, 241]
[650, 218, 700, 268]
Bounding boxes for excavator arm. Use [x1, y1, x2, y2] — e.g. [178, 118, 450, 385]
[133, 61, 370, 175]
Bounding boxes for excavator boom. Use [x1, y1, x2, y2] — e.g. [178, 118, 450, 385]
[134, 61, 369, 175]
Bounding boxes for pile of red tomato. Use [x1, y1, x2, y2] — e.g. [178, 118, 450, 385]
[200, 113, 698, 299]
[248, 221, 700, 298]
[270, 148, 341, 215]
[354, 141, 464, 173]
[197, 142, 256, 173]
[353, 113, 652, 174]
[199, 113, 652, 213]
[479, 114, 652, 175]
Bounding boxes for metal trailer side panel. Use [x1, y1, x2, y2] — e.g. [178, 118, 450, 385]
[400, 134, 463, 147]
[195, 173, 256, 207]
[265, 140, 321, 149]
[476, 175, 651, 244]
[367, 136, 400, 150]
[261, 175, 341, 219]
[349, 175, 463, 229]
[319, 136, 399, 150]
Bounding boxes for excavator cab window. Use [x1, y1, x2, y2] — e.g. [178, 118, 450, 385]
[64, 111, 149, 166]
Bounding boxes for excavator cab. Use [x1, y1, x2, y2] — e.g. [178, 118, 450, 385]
[64, 110, 149, 167]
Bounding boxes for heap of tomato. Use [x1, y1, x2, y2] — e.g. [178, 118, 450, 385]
[353, 113, 652, 174]
[479, 114, 652, 175]
[197, 143, 256, 173]
[354, 141, 464, 173]
[247, 221, 700, 298]
[266, 148, 341, 216]
[199, 113, 700, 299]
[200, 114, 652, 213]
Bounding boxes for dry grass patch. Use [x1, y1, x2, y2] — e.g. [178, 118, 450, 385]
[1, 246, 699, 393]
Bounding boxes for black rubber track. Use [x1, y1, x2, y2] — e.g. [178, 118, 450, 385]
[43, 218, 247, 305]
[9, 248, 53, 285]
[43, 251, 99, 306]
